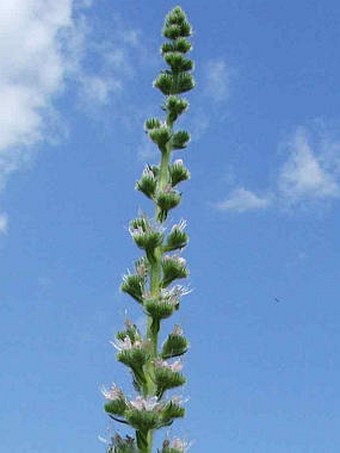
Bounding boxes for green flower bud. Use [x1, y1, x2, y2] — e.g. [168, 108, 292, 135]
[164, 220, 188, 252]
[129, 217, 164, 252]
[136, 166, 157, 199]
[162, 255, 188, 287]
[125, 396, 161, 431]
[170, 160, 190, 186]
[154, 359, 186, 396]
[145, 298, 175, 320]
[149, 126, 172, 149]
[160, 398, 185, 424]
[161, 326, 189, 359]
[102, 384, 128, 416]
[121, 273, 145, 303]
[157, 189, 181, 221]
[163, 21, 192, 40]
[172, 130, 190, 150]
[112, 336, 148, 372]
[161, 38, 192, 55]
[154, 73, 195, 96]
[164, 52, 194, 73]
[165, 96, 189, 122]
[144, 117, 162, 130]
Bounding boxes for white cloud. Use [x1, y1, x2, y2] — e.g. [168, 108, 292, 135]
[216, 126, 340, 214]
[0, 0, 147, 228]
[0, 0, 73, 154]
[205, 59, 231, 102]
[0, 213, 8, 234]
[215, 187, 270, 212]
[278, 128, 339, 202]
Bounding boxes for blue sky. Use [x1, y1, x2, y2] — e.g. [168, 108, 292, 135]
[1, 0, 340, 451]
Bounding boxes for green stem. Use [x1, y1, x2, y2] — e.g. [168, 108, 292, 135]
[142, 117, 173, 452]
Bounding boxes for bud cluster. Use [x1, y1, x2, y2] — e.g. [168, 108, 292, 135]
[103, 6, 195, 452]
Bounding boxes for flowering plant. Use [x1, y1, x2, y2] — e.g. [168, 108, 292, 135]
[103, 7, 195, 452]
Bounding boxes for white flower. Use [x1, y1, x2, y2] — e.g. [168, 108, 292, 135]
[173, 159, 184, 167]
[154, 358, 183, 372]
[129, 224, 145, 239]
[101, 384, 123, 401]
[160, 285, 191, 307]
[163, 254, 187, 267]
[142, 166, 155, 179]
[130, 396, 159, 411]
[171, 219, 187, 233]
[172, 325, 183, 336]
[111, 336, 142, 351]
[171, 438, 191, 452]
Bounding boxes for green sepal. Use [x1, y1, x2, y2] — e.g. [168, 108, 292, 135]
[149, 127, 172, 149]
[169, 161, 190, 186]
[161, 333, 189, 359]
[104, 398, 128, 417]
[164, 6, 187, 26]
[157, 190, 181, 221]
[165, 96, 189, 122]
[162, 256, 188, 287]
[121, 273, 144, 303]
[160, 400, 185, 425]
[155, 367, 186, 397]
[164, 52, 194, 73]
[126, 409, 159, 431]
[154, 72, 195, 96]
[145, 118, 162, 130]
[145, 298, 175, 320]
[117, 347, 147, 370]
[136, 166, 157, 199]
[130, 217, 164, 252]
[161, 38, 192, 55]
[163, 22, 192, 40]
[164, 223, 188, 252]
[116, 322, 141, 344]
[172, 130, 190, 150]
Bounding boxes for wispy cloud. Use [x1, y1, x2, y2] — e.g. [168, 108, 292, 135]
[278, 128, 339, 203]
[215, 188, 271, 213]
[204, 59, 231, 102]
[0, 213, 8, 235]
[216, 126, 340, 213]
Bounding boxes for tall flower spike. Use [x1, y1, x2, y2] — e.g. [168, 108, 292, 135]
[103, 6, 194, 452]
